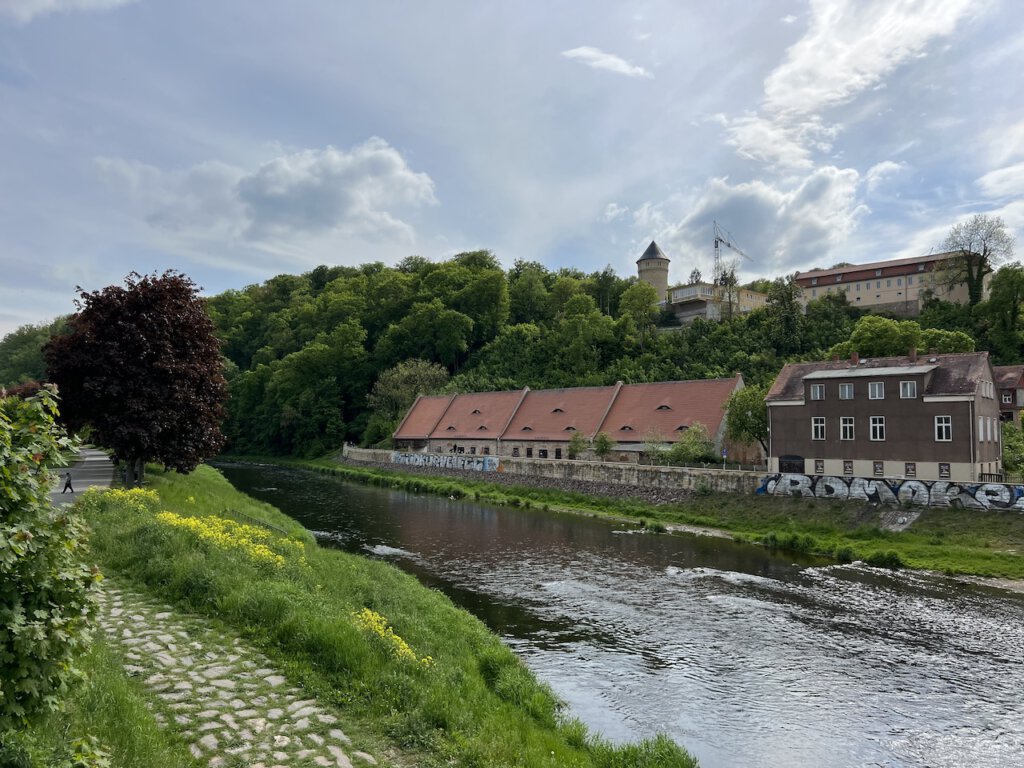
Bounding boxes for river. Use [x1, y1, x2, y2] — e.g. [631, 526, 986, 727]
[217, 463, 1024, 768]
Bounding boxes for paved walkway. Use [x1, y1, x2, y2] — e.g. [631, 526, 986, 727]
[50, 447, 114, 506]
[98, 584, 378, 768]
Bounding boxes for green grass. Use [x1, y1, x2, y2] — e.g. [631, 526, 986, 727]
[260, 456, 1024, 580]
[75, 466, 697, 768]
[2, 637, 199, 768]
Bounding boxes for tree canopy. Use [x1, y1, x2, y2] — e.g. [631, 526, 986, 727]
[44, 271, 227, 484]
[941, 214, 1015, 306]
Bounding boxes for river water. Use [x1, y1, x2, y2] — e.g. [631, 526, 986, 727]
[217, 463, 1024, 768]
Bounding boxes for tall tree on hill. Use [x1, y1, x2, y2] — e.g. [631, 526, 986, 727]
[45, 271, 227, 486]
[941, 213, 1014, 306]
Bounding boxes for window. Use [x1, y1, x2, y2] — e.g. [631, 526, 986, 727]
[483, 447, 490, 455]
[811, 278, 818, 286]
[526, 447, 533, 458]
[814, 459, 825, 474]
[875, 269, 882, 277]
[477, 425, 488, 431]
[841, 417, 855, 441]
[621, 425, 634, 432]
[939, 462, 951, 478]
[905, 462, 916, 477]
[656, 404, 672, 410]
[470, 447, 477, 454]
[873, 461, 884, 476]
[918, 264, 926, 272]
[1003, 393, 1013, 404]
[521, 426, 533, 432]
[900, 381, 917, 399]
[839, 383, 854, 400]
[446, 425, 456, 431]
[978, 416, 984, 441]
[564, 426, 576, 431]
[810, 383, 825, 401]
[539, 449, 548, 459]
[843, 460, 854, 475]
[886, 279, 892, 288]
[869, 382, 885, 400]
[856, 283, 861, 291]
[555, 448, 562, 460]
[836, 274, 843, 282]
[935, 415, 952, 441]
[471, 408, 481, 414]
[876, 280, 881, 289]
[870, 416, 886, 441]
[897, 278, 903, 286]
[552, 407, 564, 413]
[512, 447, 520, 457]
[908, 276, 914, 286]
[812, 288, 817, 298]
[812, 417, 826, 441]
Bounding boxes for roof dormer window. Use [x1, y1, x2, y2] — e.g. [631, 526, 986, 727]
[552, 407, 564, 413]
[446, 426, 456, 431]
[676, 425, 689, 431]
[564, 426, 577, 431]
[521, 426, 533, 431]
[471, 408, 481, 414]
[477, 425, 487, 431]
[621, 425, 634, 431]
[656, 404, 672, 411]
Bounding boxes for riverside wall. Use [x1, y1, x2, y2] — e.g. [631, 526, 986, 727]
[340, 447, 1024, 509]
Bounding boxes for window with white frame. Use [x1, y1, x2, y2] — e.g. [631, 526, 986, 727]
[869, 382, 884, 400]
[900, 381, 917, 399]
[839, 383, 853, 400]
[1003, 392, 1013, 404]
[810, 383, 824, 401]
[870, 416, 885, 441]
[812, 417, 826, 441]
[935, 415, 952, 441]
[841, 417, 855, 441]
[978, 416, 984, 441]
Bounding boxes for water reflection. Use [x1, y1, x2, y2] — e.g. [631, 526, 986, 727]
[217, 463, 1024, 768]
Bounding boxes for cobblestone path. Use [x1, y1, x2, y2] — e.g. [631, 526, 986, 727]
[98, 583, 380, 768]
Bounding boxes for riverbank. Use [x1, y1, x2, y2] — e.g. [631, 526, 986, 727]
[66, 466, 696, 768]
[247, 454, 1024, 581]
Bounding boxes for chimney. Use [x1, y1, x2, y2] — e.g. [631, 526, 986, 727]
[909, 347, 918, 363]
[851, 351, 859, 366]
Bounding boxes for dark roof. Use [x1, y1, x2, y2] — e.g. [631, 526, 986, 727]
[637, 240, 668, 262]
[995, 365, 1024, 389]
[766, 353, 992, 402]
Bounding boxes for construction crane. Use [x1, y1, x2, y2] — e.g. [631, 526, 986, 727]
[712, 221, 752, 286]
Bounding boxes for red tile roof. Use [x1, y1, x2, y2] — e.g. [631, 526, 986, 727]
[502, 385, 617, 441]
[601, 378, 740, 441]
[393, 394, 455, 440]
[428, 389, 527, 439]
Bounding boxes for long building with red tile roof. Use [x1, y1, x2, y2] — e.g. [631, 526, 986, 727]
[393, 376, 751, 462]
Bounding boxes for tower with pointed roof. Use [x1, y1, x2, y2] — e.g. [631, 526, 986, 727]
[636, 240, 669, 303]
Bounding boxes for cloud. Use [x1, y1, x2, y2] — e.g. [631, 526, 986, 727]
[763, 0, 980, 116]
[780, 14, 798, 24]
[725, 114, 837, 170]
[976, 162, 1024, 198]
[1, 0, 137, 23]
[96, 138, 437, 248]
[561, 46, 653, 79]
[603, 202, 628, 222]
[864, 160, 906, 193]
[634, 167, 867, 276]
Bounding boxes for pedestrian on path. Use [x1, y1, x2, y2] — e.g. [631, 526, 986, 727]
[61, 471, 74, 494]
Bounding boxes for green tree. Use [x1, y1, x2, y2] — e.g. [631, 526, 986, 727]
[983, 263, 1024, 362]
[592, 431, 614, 461]
[617, 281, 660, 350]
[919, 328, 975, 354]
[376, 299, 474, 369]
[941, 214, 1015, 306]
[0, 318, 68, 388]
[45, 272, 227, 486]
[1, 389, 99, 737]
[828, 315, 922, 359]
[1002, 421, 1024, 474]
[641, 427, 668, 464]
[567, 430, 589, 459]
[667, 421, 715, 464]
[365, 359, 449, 446]
[762, 276, 804, 355]
[724, 384, 769, 453]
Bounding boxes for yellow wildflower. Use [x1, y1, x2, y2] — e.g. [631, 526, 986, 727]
[352, 608, 433, 667]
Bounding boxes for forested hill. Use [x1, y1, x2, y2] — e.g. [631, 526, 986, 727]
[2, 252, 1022, 457]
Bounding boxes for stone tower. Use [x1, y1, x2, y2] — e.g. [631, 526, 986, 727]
[636, 240, 670, 302]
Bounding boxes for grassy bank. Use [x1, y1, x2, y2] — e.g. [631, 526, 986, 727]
[77, 466, 696, 768]
[2, 637, 198, 768]
[267, 456, 1024, 580]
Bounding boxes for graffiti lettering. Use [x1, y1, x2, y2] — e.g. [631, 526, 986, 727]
[391, 452, 499, 472]
[757, 473, 1024, 510]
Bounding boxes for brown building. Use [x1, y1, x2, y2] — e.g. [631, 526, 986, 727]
[995, 365, 1024, 424]
[394, 376, 753, 462]
[766, 352, 1002, 482]
[794, 251, 982, 316]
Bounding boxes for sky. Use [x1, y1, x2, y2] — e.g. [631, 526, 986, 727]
[2, 0, 1023, 336]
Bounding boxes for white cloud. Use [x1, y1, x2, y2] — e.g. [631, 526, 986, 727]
[96, 138, 437, 248]
[976, 162, 1024, 198]
[603, 202, 628, 222]
[780, 14, 798, 24]
[864, 160, 906, 193]
[764, 0, 980, 116]
[0, 0, 137, 23]
[561, 46, 653, 79]
[725, 114, 838, 171]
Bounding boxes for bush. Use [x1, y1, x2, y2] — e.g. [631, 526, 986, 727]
[0, 390, 100, 737]
[865, 550, 904, 569]
[667, 421, 716, 464]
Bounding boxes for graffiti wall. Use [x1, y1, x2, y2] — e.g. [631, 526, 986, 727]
[757, 473, 1024, 510]
[392, 452, 500, 472]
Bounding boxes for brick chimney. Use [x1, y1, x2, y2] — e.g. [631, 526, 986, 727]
[851, 351, 860, 366]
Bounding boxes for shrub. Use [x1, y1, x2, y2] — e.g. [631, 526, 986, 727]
[0, 389, 100, 737]
[865, 550, 904, 569]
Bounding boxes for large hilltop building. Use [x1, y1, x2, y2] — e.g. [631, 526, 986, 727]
[793, 251, 983, 316]
[635, 240, 768, 323]
[393, 376, 758, 463]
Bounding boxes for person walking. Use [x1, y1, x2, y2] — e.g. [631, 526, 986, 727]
[61, 471, 74, 494]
